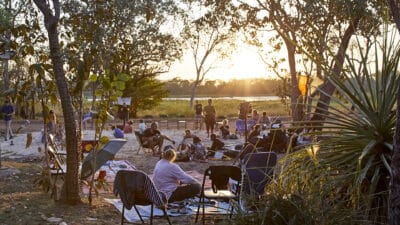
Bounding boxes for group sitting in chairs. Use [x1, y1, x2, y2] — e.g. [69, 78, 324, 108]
[135, 122, 175, 156]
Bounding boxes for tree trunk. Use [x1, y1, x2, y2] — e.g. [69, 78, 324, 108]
[2, 32, 11, 91]
[190, 80, 199, 108]
[33, 0, 81, 204]
[387, 1, 400, 224]
[284, 37, 302, 122]
[310, 17, 360, 124]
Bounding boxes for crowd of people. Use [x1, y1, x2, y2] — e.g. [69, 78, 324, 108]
[2, 97, 298, 207]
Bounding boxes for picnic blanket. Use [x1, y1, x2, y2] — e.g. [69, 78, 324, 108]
[82, 160, 136, 195]
[105, 198, 231, 223]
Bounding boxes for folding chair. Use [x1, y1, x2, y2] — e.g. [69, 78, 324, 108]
[113, 170, 172, 225]
[195, 165, 242, 224]
[240, 152, 277, 211]
[134, 131, 157, 155]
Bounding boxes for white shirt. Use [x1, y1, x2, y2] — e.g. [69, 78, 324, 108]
[138, 122, 147, 133]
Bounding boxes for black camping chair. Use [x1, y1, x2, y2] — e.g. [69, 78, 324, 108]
[195, 165, 242, 224]
[113, 170, 172, 225]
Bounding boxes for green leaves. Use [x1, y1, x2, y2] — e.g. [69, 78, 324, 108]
[274, 27, 400, 222]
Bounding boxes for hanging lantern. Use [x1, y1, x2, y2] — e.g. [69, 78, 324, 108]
[298, 75, 308, 96]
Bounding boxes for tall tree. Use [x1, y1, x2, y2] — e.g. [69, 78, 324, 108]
[232, 0, 379, 123]
[181, 0, 236, 107]
[63, 0, 182, 115]
[33, 0, 80, 204]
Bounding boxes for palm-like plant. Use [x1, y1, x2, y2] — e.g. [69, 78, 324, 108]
[271, 28, 400, 224]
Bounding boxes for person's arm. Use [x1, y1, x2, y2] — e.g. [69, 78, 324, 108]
[162, 134, 175, 144]
[216, 139, 225, 149]
[171, 163, 198, 184]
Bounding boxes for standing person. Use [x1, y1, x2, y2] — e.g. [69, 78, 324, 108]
[194, 100, 203, 130]
[2, 99, 14, 140]
[119, 103, 129, 127]
[47, 109, 57, 135]
[203, 98, 216, 138]
[153, 148, 201, 203]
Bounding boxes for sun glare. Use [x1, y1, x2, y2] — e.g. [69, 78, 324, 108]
[161, 44, 273, 82]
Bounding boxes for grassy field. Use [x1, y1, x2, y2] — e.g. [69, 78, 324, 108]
[138, 99, 290, 118]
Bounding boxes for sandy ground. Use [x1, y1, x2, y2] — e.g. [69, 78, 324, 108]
[0, 123, 247, 225]
[0, 127, 244, 159]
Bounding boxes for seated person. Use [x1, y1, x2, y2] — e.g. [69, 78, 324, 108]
[142, 122, 175, 156]
[259, 111, 270, 126]
[111, 125, 124, 138]
[207, 133, 225, 158]
[123, 120, 133, 133]
[251, 109, 260, 123]
[192, 136, 206, 161]
[153, 148, 201, 203]
[267, 119, 288, 153]
[138, 119, 147, 134]
[260, 124, 269, 137]
[219, 119, 230, 139]
[178, 129, 197, 152]
[248, 124, 261, 145]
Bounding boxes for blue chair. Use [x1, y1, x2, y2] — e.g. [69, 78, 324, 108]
[240, 152, 277, 210]
[235, 119, 257, 136]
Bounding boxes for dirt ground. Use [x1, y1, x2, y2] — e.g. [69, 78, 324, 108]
[0, 120, 240, 225]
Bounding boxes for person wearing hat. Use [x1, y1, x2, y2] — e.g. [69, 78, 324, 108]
[1, 99, 14, 140]
[142, 122, 175, 156]
[153, 148, 201, 203]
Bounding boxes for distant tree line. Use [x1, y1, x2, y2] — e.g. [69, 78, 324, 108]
[164, 77, 282, 96]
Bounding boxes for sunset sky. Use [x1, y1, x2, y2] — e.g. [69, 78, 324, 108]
[159, 43, 278, 81]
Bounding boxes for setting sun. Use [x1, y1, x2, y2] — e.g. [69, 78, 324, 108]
[160, 44, 274, 81]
